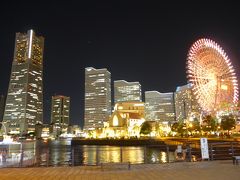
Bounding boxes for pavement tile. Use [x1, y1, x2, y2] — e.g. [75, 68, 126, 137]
[0, 160, 240, 179]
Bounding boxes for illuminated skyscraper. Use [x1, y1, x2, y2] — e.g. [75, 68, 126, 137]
[0, 95, 5, 123]
[145, 91, 175, 123]
[84, 67, 111, 130]
[114, 80, 142, 103]
[175, 84, 200, 122]
[51, 95, 70, 134]
[3, 30, 44, 134]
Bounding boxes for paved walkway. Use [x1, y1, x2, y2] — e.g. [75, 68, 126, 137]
[0, 160, 240, 180]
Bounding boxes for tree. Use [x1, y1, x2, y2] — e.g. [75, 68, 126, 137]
[171, 121, 187, 137]
[188, 118, 201, 135]
[140, 121, 152, 135]
[171, 122, 179, 132]
[221, 114, 236, 135]
[202, 115, 217, 132]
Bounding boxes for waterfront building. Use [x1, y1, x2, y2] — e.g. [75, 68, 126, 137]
[145, 91, 175, 123]
[84, 67, 111, 130]
[114, 80, 142, 103]
[41, 124, 51, 139]
[105, 102, 145, 137]
[51, 95, 70, 135]
[67, 124, 81, 135]
[175, 84, 201, 122]
[2, 30, 44, 134]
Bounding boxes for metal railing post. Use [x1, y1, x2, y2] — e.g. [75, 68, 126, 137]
[144, 146, 147, 164]
[210, 144, 213, 161]
[46, 148, 49, 167]
[231, 142, 234, 156]
[187, 144, 192, 162]
[71, 148, 74, 166]
[96, 147, 99, 166]
[19, 142, 24, 167]
[120, 147, 123, 163]
[166, 145, 170, 163]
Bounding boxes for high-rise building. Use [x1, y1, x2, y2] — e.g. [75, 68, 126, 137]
[0, 95, 5, 122]
[51, 95, 70, 134]
[175, 84, 201, 122]
[84, 67, 111, 130]
[114, 80, 142, 103]
[3, 30, 44, 134]
[145, 91, 175, 123]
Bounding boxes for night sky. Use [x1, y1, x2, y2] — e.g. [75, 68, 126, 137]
[1, 1, 240, 127]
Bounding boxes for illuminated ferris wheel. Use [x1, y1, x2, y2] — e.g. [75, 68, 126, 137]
[186, 38, 239, 112]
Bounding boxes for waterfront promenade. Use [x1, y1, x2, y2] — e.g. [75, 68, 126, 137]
[0, 160, 240, 180]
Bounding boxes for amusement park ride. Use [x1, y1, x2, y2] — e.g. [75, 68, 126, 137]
[186, 38, 239, 115]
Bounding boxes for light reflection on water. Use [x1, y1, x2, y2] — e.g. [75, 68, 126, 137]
[74, 145, 175, 165]
[35, 140, 175, 166]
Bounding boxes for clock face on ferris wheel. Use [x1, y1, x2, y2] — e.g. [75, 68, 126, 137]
[186, 38, 238, 112]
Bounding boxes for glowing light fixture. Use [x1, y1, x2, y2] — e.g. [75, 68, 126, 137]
[28, 29, 33, 58]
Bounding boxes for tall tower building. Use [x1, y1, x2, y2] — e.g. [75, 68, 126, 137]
[114, 80, 142, 103]
[3, 30, 44, 134]
[0, 95, 5, 123]
[51, 95, 70, 133]
[84, 67, 111, 130]
[145, 91, 175, 123]
[175, 84, 200, 122]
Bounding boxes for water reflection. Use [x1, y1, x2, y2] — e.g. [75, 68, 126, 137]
[2, 139, 176, 167]
[161, 152, 167, 163]
[122, 147, 144, 164]
[36, 140, 71, 166]
[73, 145, 175, 165]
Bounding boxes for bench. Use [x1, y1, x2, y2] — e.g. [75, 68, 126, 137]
[100, 162, 131, 171]
[232, 156, 240, 165]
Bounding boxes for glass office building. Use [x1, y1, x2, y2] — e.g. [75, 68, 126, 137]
[51, 95, 70, 131]
[114, 80, 142, 103]
[145, 91, 175, 123]
[3, 30, 44, 134]
[84, 67, 111, 130]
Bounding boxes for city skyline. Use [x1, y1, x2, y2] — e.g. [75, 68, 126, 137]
[1, 1, 240, 127]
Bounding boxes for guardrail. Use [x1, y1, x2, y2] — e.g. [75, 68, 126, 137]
[209, 142, 240, 160]
[2, 140, 240, 168]
[0, 148, 38, 168]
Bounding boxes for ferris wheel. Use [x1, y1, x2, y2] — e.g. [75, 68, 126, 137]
[186, 38, 239, 112]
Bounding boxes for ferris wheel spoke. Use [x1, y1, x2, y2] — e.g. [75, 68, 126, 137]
[220, 71, 235, 79]
[190, 61, 207, 73]
[194, 80, 216, 97]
